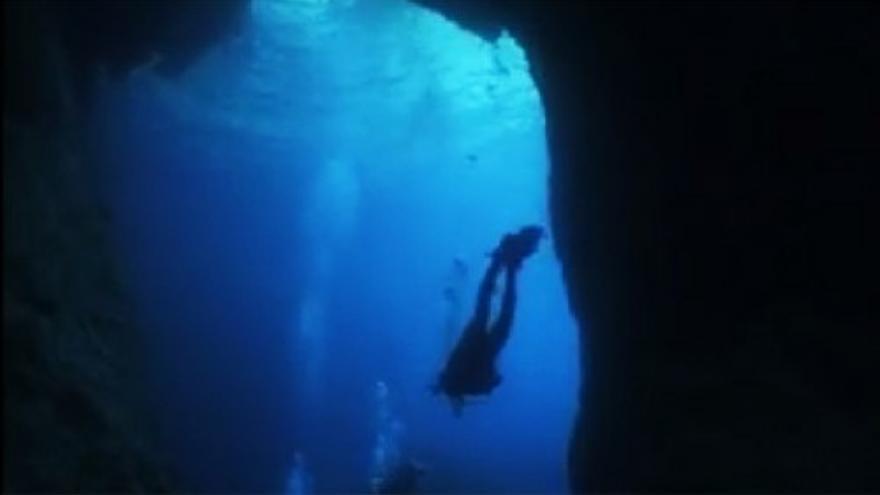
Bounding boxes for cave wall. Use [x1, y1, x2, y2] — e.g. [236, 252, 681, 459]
[3, 1, 246, 491]
[3, 10, 163, 493]
[415, 1, 879, 492]
[3, 113, 168, 492]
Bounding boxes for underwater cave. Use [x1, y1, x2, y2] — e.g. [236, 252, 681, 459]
[88, 0, 578, 492]
[5, 0, 878, 493]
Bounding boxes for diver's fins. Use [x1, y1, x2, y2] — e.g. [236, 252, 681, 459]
[487, 225, 545, 263]
[513, 225, 544, 259]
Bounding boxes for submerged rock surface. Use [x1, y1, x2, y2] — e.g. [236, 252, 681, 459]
[416, 1, 879, 491]
[3, 1, 244, 491]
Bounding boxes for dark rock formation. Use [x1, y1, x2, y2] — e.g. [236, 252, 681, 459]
[416, 1, 879, 492]
[3, 120, 168, 492]
[3, 1, 246, 491]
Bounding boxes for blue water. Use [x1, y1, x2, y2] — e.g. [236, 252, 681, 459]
[90, 0, 578, 492]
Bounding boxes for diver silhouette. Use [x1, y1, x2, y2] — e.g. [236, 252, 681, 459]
[370, 381, 426, 494]
[373, 458, 426, 495]
[432, 225, 543, 414]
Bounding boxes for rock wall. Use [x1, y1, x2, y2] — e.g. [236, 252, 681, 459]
[415, 1, 879, 492]
[3, 36, 165, 495]
[3, 119, 169, 493]
[3, 2, 245, 491]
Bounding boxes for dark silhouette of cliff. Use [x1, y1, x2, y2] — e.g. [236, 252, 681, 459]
[3, 1, 247, 491]
[416, 1, 879, 491]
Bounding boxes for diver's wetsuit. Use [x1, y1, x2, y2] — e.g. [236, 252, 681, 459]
[465, 255, 517, 363]
[437, 254, 518, 404]
[434, 226, 541, 413]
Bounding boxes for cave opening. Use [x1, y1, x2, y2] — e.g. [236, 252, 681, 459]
[89, 0, 578, 492]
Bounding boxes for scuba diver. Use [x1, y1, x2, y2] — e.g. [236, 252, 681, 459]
[432, 225, 544, 414]
[370, 381, 426, 494]
[285, 451, 314, 495]
[373, 458, 426, 495]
